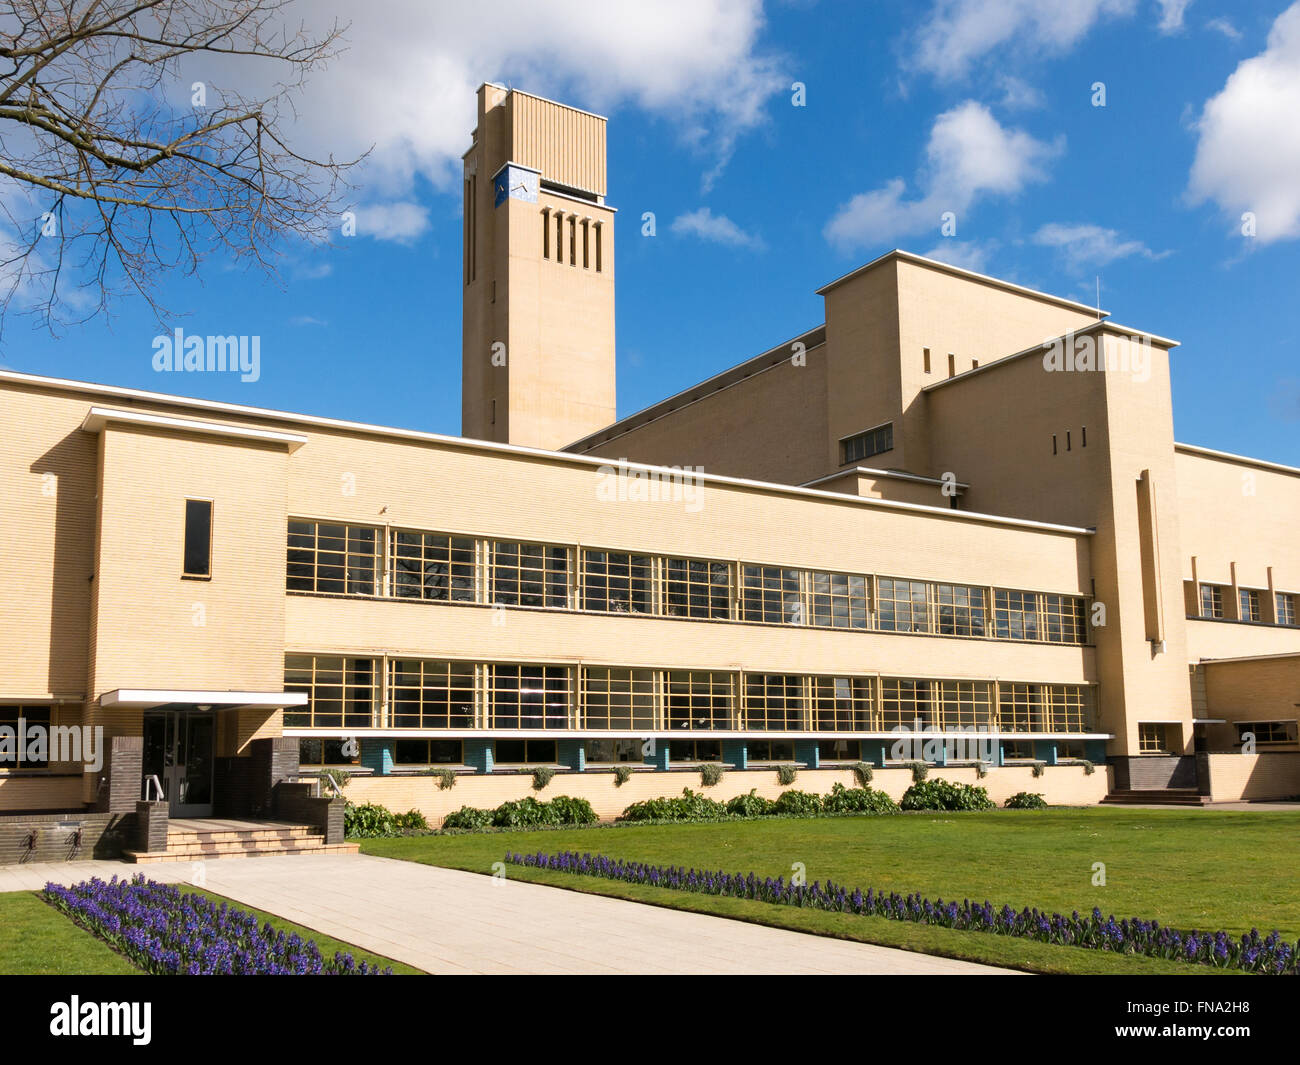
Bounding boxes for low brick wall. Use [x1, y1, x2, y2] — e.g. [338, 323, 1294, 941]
[1199, 752, 1300, 802]
[0, 811, 133, 865]
[343, 763, 1112, 827]
[274, 782, 346, 843]
[0, 773, 86, 813]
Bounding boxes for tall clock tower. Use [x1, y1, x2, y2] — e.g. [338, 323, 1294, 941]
[461, 83, 617, 449]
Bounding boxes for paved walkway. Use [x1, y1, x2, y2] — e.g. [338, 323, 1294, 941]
[2, 854, 1016, 975]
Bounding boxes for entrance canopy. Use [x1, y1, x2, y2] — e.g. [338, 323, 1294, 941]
[101, 689, 308, 711]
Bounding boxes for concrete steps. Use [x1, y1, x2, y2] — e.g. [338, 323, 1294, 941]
[1100, 788, 1211, 806]
[124, 821, 358, 864]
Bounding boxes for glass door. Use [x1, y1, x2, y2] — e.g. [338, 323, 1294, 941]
[140, 710, 215, 817]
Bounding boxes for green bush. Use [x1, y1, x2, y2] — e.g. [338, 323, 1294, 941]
[440, 805, 492, 831]
[776, 764, 798, 786]
[428, 767, 457, 790]
[394, 808, 429, 830]
[1031, 762, 1046, 778]
[1081, 759, 1096, 776]
[772, 789, 822, 816]
[699, 762, 724, 786]
[725, 789, 776, 817]
[1004, 791, 1048, 809]
[318, 767, 351, 794]
[343, 801, 402, 838]
[850, 761, 873, 787]
[492, 796, 560, 827]
[613, 764, 634, 786]
[532, 765, 556, 791]
[900, 779, 995, 812]
[904, 761, 930, 783]
[821, 782, 899, 815]
[547, 795, 598, 825]
[972, 760, 989, 779]
[620, 787, 727, 822]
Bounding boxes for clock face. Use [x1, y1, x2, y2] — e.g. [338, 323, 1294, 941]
[494, 165, 539, 207]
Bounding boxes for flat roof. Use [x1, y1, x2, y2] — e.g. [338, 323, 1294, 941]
[0, 367, 1095, 537]
[816, 249, 1110, 317]
[1174, 442, 1300, 478]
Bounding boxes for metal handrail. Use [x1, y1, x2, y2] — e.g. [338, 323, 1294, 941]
[143, 774, 165, 802]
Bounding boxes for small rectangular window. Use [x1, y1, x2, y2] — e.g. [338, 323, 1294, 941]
[183, 499, 212, 578]
[923, 348, 931, 373]
[947, 353, 956, 377]
[1052, 434, 1058, 455]
[1081, 426, 1087, 447]
[841, 422, 893, 465]
[595, 224, 603, 272]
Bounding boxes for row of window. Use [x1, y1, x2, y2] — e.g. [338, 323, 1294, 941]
[284, 654, 1096, 734]
[1196, 583, 1298, 626]
[286, 520, 1091, 644]
[541, 207, 603, 271]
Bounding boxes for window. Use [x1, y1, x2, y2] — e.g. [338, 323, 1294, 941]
[818, 738, 862, 762]
[743, 673, 804, 730]
[1138, 723, 1168, 754]
[541, 207, 550, 259]
[933, 681, 994, 730]
[595, 222, 603, 272]
[877, 578, 930, 633]
[739, 565, 801, 624]
[809, 571, 869, 629]
[581, 667, 656, 730]
[581, 550, 654, 614]
[1235, 721, 1298, 748]
[298, 738, 360, 768]
[1001, 740, 1034, 760]
[664, 671, 733, 730]
[810, 676, 873, 731]
[947, 353, 956, 377]
[395, 740, 463, 765]
[392, 531, 475, 602]
[0, 706, 51, 769]
[997, 683, 1044, 733]
[286, 521, 378, 595]
[488, 665, 570, 729]
[1277, 593, 1297, 626]
[490, 541, 568, 608]
[993, 589, 1039, 640]
[669, 739, 721, 763]
[663, 558, 731, 619]
[1056, 740, 1086, 760]
[1199, 583, 1225, 619]
[389, 659, 475, 729]
[183, 499, 212, 578]
[1239, 588, 1262, 622]
[923, 348, 931, 373]
[1042, 685, 1091, 733]
[1041, 594, 1087, 644]
[283, 655, 377, 729]
[747, 740, 796, 762]
[841, 423, 893, 465]
[495, 739, 557, 765]
[584, 739, 642, 764]
[880, 678, 934, 730]
[935, 584, 987, 637]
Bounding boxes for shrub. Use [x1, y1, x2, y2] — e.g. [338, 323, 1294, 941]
[904, 761, 930, 783]
[613, 764, 634, 786]
[850, 761, 873, 787]
[425, 766, 457, 790]
[492, 796, 560, 828]
[394, 808, 429, 830]
[440, 805, 492, 831]
[776, 764, 798, 786]
[1031, 762, 1046, 778]
[900, 779, 995, 812]
[1081, 759, 1096, 776]
[772, 789, 822, 816]
[725, 789, 776, 817]
[318, 768, 351, 795]
[972, 760, 989, 779]
[547, 795, 598, 825]
[821, 782, 899, 815]
[620, 787, 727, 822]
[1004, 791, 1048, 809]
[343, 801, 402, 838]
[699, 762, 724, 787]
[532, 765, 556, 791]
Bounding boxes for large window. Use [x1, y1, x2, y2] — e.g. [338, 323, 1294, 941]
[1137, 723, 1169, 753]
[877, 578, 929, 633]
[584, 739, 642, 764]
[841, 422, 893, 464]
[934, 681, 994, 730]
[809, 571, 868, 629]
[664, 671, 733, 730]
[487, 665, 570, 729]
[1239, 588, 1262, 622]
[1199, 583, 1225, 619]
[298, 737, 359, 767]
[494, 739, 558, 765]
[0, 706, 51, 769]
[1235, 721, 1298, 748]
[1277, 593, 1298, 626]
[739, 565, 801, 624]
[392, 531, 475, 602]
[880, 678, 934, 730]
[810, 676, 873, 731]
[284, 655, 377, 728]
[581, 667, 656, 730]
[997, 683, 1044, 733]
[287, 521, 378, 595]
[395, 739, 463, 765]
[818, 738, 862, 761]
[747, 740, 795, 762]
[389, 659, 475, 729]
[743, 673, 804, 730]
[183, 499, 212, 578]
[581, 550, 654, 614]
[935, 584, 987, 637]
[993, 589, 1039, 640]
[490, 542, 568, 608]
[1041, 594, 1087, 644]
[668, 739, 722, 763]
[663, 558, 731, 619]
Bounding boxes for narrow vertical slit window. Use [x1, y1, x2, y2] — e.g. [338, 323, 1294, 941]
[542, 207, 550, 259]
[947, 353, 956, 377]
[1081, 426, 1087, 447]
[595, 223, 603, 272]
[1052, 434, 1058, 455]
[923, 348, 931, 373]
[183, 499, 212, 578]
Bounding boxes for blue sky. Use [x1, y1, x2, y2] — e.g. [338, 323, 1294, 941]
[2, 0, 1298, 464]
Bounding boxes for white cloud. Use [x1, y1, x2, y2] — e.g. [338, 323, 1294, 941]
[996, 74, 1046, 110]
[1205, 16, 1241, 40]
[1155, 0, 1192, 34]
[1031, 222, 1168, 270]
[353, 202, 431, 243]
[921, 239, 997, 272]
[824, 101, 1062, 252]
[289, 315, 328, 327]
[1188, 3, 1300, 243]
[911, 0, 1136, 81]
[670, 208, 765, 250]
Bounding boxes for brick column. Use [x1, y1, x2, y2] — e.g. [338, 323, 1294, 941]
[134, 800, 169, 853]
[98, 736, 144, 813]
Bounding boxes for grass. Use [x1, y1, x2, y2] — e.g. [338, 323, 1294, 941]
[0, 885, 423, 975]
[360, 806, 1300, 975]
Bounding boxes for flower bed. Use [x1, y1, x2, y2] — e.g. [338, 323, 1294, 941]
[504, 850, 1299, 975]
[43, 876, 391, 975]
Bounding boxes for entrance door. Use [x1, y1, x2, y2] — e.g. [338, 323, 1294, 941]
[141, 710, 216, 817]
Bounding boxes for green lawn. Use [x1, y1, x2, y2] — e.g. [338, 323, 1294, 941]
[361, 807, 1300, 975]
[0, 887, 422, 975]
